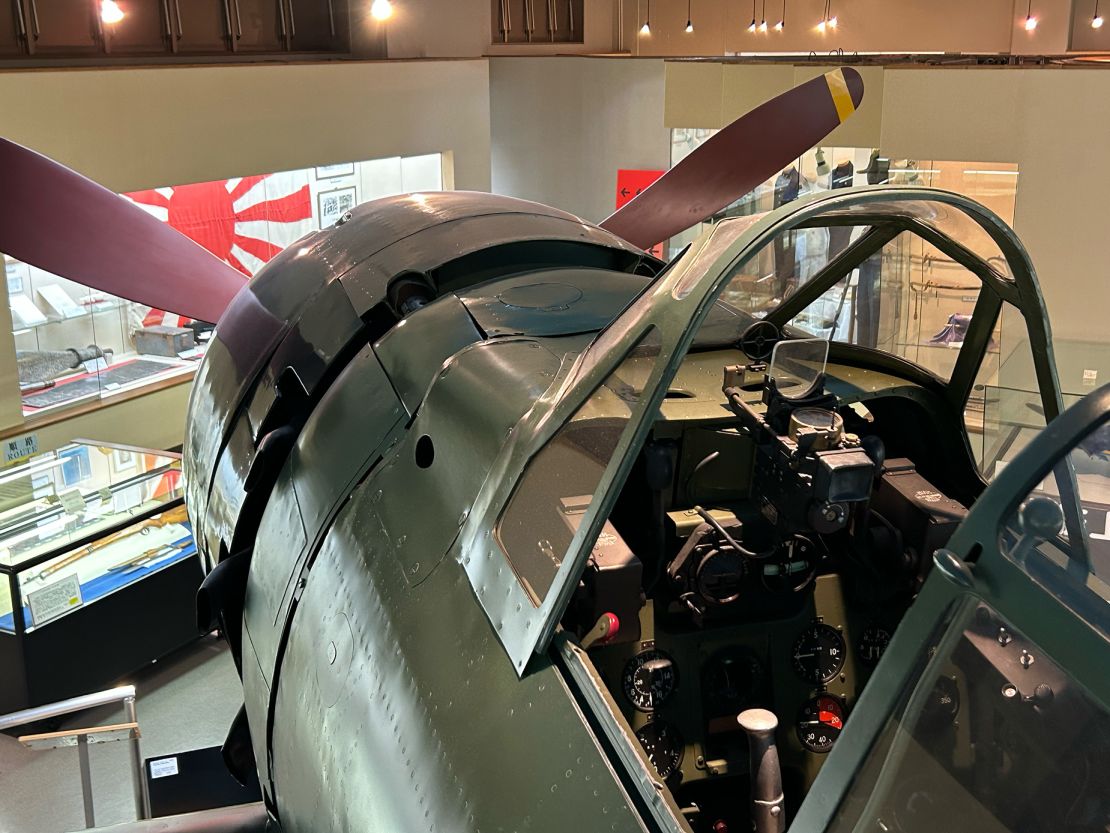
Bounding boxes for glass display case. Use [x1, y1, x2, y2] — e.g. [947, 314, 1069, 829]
[0, 442, 203, 714]
[4, 150, 447, 419]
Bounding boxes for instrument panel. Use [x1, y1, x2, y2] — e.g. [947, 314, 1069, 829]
[590, 574, 893, 793]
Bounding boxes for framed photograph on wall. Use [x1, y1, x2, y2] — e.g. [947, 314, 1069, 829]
[315, 163, 355, 180]
[318, 187, 357, 229]
[111, 448, 137, 473]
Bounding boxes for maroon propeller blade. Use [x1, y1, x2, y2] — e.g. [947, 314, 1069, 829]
[599, 67, 865, 251]
[0, 139, 246, 324]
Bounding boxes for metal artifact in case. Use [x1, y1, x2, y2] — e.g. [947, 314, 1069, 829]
[0, 441, 203, 714]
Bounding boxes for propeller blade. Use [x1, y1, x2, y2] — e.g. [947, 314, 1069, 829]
[599, 67, 865, 251]
[0, 139, 246, 324]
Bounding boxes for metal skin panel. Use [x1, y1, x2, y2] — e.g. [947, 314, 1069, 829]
[242, 466, 308, 680]
[185, 193, 646, 566]
[270, 484, 647, 833]
[338, 211, 647, 316]
[459, 268, 649, 338]
[202, 416, 257, 562]
[456, 187, 1063, 675]
[243, 344, 405, 689]
[373, 294, 484, 416]
[374, 339, 565, 587]
[244, 279, 364, 442]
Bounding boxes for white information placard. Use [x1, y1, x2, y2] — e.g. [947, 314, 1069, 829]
[149, 757, 179, 779]
[27, 573, 83, 626]
[37, 285, 85, 319]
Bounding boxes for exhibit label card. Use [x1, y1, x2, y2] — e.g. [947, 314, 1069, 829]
[27, 573, 83, 626]
[149, 757, 179, 778]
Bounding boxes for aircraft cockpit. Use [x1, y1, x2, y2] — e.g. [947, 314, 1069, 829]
[477, 187, 1078, 832]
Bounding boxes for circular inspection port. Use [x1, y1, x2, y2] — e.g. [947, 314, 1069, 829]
[415, 435, 435, 468]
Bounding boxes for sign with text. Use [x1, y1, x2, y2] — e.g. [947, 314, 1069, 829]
[615, 169, 666, 258]
[28, 573, 83, 626]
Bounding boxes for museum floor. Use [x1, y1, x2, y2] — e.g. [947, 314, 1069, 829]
[0, 634, 242, 833]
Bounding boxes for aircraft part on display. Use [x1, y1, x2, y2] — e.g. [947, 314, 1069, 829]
[16, 344, 113, 386]
[2, 68, 1107, 833]
[599, 68, 864, 249]
[0, 139, 246, 324]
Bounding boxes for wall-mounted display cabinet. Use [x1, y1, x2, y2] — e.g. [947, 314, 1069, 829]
[0, 0, 350, 61]
[0, 441, 201, 713]
[3, 151, 447, 423]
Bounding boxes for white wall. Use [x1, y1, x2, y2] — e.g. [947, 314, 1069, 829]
[490, 56, 670, 224]
[0, 60, 492, 193]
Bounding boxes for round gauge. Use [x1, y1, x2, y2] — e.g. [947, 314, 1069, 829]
[695, 545, 748, 605]
[920, 675, 960, 732]
[792, 622, 847, 684]
[635, 720, 684, 780]
[761, 534, 820, 594]
[796, 694, 846, 753]
[858, 624, 892, 667]
[788, 408, 844, 448]
[622, 649, 678, 712]
[703, 648, 764, 716]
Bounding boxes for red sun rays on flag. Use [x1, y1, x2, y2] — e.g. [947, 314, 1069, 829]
[126, 174, 313, 277]
[124, 174, 313, 325]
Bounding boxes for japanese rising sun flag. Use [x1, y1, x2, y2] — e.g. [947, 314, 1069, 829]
[125, 172, 314, 325]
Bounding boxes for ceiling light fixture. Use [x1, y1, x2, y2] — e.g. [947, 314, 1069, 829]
[748, 0, 757, 32]
[1024, 0, 1037, 30]
[775, 0, 785, 30]
[685, 0, 693, 32]
[827, 0, 837, 28]
[640, 0, 651, 34]
[816, 0, 829, 31]
[1094, 0, 1104, 28]
[370, 0, 393, 21]
[758, 0, 768, 31]
[100, 0, 124, 23]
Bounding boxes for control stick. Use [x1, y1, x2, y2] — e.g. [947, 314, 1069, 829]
[738, 708, 785, 833]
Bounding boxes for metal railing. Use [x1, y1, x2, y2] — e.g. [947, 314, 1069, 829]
[0, 684, 150, 827]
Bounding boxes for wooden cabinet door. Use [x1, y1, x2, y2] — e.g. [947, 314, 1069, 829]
[0, 0, 28, 56]
[170, 0, 231, 53]
[285, 0, 346, 52]
[102, 0, 171, 55]
[229, 0, 283, 51]
[24, 0, 101, 55]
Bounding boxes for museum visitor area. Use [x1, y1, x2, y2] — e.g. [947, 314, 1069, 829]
[0, 2, 1107, 831]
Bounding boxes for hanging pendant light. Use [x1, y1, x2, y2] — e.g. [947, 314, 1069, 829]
[640, 0, 651, 34]
[748, 0, 757, 32]
[685, 0, 694, 32]
[1093, 0, 1104, 28]
[758, 0, 768, 31]
[370, 0, 393, 20]
[827, 0, 838, 28]
[1024, 0, 1038, 30]
[816, 0, 828, 31]
[775, 0, 785, 31]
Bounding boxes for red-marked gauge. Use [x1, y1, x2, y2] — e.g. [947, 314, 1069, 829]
[796, 694, 846, 753]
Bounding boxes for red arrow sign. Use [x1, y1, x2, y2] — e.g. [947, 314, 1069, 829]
[616, 169, 666, 256]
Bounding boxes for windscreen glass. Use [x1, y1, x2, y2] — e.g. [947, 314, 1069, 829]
[496, 328, 660, 604]
[826, 598, 1110, 833]
[999, 414, 1110, 636]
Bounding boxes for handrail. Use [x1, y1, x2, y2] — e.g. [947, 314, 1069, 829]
[0, 684, 150, 823]
[0, 684, 135, 730]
